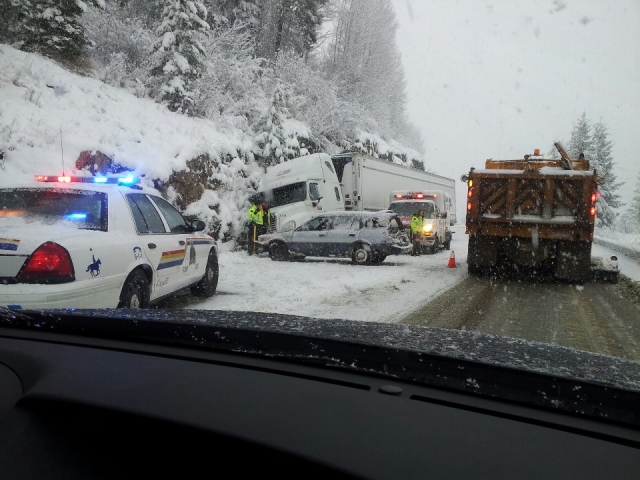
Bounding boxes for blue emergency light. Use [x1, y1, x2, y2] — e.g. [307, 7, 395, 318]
[35, 174, 139, 185]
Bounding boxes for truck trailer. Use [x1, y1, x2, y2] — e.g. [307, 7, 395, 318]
[464, 143, 598, 282]
[331, 152, 456, 216]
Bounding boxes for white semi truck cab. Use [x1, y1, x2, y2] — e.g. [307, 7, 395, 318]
[256, 153, 344, 232]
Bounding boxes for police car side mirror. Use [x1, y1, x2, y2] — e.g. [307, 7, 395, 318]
[190, 220, 206, 232]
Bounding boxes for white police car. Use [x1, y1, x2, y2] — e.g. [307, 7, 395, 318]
[0, 174, 218, 309]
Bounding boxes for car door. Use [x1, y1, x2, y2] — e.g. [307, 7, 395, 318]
[125, 193, 185, 298]
[324, 215, 358, 256]
[148, 195, 210, 290]
[289, 216, 331, 256]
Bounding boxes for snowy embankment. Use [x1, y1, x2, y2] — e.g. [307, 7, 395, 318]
[0, 46, 257, 181]
[594, 234, 640, 262]
[0, 45, 262, 237]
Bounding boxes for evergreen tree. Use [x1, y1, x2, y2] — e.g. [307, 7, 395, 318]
[10, 0, 105, 62]
[152, 0, 211, 115]
[567, 112, 591, 159]
[256, 0, 328, 60]
[590, 121, 623, 226]
[252, 83, 300, 166]
[323, 0, 411, 141]
[629, 172, 640, 228]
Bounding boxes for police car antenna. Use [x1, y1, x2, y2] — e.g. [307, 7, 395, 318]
[60, 126, 65, 175]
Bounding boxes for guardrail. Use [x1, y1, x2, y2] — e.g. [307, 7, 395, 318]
[593, 235, 640, 262]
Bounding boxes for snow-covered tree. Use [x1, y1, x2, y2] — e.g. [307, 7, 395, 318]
[152, 0, 211, 115]
[9, 0, 105, 62]
[567, 112, 591, 159]
[322, 0, 415, 143]
[256, 0, 327, 60]
[81, 2, 155, 95]
[189, 22, 266, 120]
[627, 172, 640, 229]
[252, 83, 301, 166]
[590, 122, 622, 226]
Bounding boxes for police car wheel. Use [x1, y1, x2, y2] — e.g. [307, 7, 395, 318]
[119, 270, 149, 308]
[191, 250, 219, 297]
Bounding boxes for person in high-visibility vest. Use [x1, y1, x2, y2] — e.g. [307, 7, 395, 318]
[260, 202, 272, 234]
[410, 210, 425, 256]
[247, 202, 263, 255]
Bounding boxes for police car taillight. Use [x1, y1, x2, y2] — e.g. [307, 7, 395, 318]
[18, 242, 75, 281]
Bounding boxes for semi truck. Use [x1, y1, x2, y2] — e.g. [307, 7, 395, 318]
[464, 143, 598, 282]
[255, 151, 457, 233]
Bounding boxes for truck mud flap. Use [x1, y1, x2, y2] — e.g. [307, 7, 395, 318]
[555, 241, 592, 283]
[467, 234, 499, 267]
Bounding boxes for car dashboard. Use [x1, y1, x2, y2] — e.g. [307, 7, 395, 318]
[0, 309, 639, 479]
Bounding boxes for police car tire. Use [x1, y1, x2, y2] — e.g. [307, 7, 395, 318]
[119, 270, 149, 308]
[191, 250, 219, 297]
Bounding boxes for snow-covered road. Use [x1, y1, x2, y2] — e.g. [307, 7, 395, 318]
[177, 226, 640, 324]
[191, 226, 469, 323]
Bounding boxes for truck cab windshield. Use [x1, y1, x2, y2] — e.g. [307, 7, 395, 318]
[263, 182, 307, 208]
[388, 201, 437, 219]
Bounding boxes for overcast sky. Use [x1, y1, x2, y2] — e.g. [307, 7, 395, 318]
[391, 0, 640, 218]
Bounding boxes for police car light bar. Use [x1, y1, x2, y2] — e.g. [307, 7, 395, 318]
[35, 175, 139, 185]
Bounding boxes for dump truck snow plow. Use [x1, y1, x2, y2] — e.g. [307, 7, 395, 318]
[463, 143, 601, 282]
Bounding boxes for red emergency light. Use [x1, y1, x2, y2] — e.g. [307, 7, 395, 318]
[34, 174, 139, 185]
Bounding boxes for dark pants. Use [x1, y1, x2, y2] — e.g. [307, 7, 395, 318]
[411, 232, 421, 256]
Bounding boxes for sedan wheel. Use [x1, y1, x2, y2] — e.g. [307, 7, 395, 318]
[269, 242, 289, 261]
[351, 244, 372, 265]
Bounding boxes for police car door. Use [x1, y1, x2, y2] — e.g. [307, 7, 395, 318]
[148, 195, 211, 290]
[125, 193, 185, 298]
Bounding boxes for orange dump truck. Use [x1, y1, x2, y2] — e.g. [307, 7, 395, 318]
[463, 143, 598, 282]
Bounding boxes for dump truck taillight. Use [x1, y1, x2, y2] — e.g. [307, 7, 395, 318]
[590, 206, 596, 216]
[467, 189, 473, 198]
[591, 193, 596, 203]
[467, 202, 472, 211]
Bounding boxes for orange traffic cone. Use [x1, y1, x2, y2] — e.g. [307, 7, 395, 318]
[447, 251, 457, 268]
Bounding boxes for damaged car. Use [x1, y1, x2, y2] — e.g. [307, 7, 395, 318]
[256, 211, 411, 265]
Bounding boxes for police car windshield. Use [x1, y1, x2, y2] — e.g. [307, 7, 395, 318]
[0, 188, 107, 231]
[265, 182, 307, 208]
[389, 202, 436, 219]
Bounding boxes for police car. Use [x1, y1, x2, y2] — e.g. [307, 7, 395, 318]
[0, 174, 218, 309]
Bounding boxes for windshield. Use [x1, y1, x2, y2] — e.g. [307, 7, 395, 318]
[1, 0, 639, 420]
[0, 188, 107, 231]
[389, 202, 437, 219]
[262, 182, 307, 208]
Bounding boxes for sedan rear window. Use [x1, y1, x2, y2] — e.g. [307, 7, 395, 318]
[0, 188, 107, 231]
